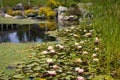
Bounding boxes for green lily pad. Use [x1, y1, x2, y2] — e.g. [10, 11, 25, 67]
[13, 74, 24, 79]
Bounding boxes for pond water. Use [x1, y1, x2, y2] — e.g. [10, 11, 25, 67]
[0, 20, 79, 43]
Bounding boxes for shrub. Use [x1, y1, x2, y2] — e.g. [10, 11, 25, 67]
[7, 8, 14, 16]
[39, 7, 56, 19]
[24, 9, 37, 16]
[13, 10, 22, 16]
[46, 0, 61, 9]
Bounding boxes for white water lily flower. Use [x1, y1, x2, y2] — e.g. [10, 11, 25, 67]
[46, 58, 53, 64]
[53, 65, 59, 69]
[42, 51, 48, 54]
[75, 67, 84, 73]
[71, 26, 74, 29]
[77, 46, 82, 50]
[93, 58, 99, 62]
[74, 58, 82, 63]
[94, 47, 99, 51]
[92, 53, 97, 58]
[80, 41, 84, 44]
[73, 34, 78, 37]
[83, 51, 88, 55]
[56, 44, 64, 49]
[47, 71, 56, 76]
[84, 29, 87, 32]
[50, 49, 56, 54]
[89, 29, 94, 32]
[77, 76, 85, 80]
[48, 46, 53, 50]
[75, 42, 79, 46]
[65, 29, 69, 32]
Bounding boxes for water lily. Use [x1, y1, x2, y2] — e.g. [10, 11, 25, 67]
[52, 65, 59, 69]
[47, 71, 56, 76]
[42, 51, 48, 54]
[92, 53, 97, 58]
[80, 41, 84, 44]
[77, 76, 85, 80]
[74, 58, 82, 63]
[71, 26, 74, 29]
[77, 46, 82, 50]
[94, 47, 99, 51]
[83, 51, 88, 55]
[84, 29, 87, 32]
[75, 42, 79, 46]
[50, 49, 56, 54]
[93, 58, 99, 62]
[55, 44, 64, 50]
[48, 46, 53, 50]
[75, 67, 84, 74]
[65, 29, 69, 32]
[89, 29, 94, 32]
[46, 58, 53, 64]
[73, 34, 78, 37]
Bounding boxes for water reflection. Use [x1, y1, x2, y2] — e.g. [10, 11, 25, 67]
[0, 20, 79, 43]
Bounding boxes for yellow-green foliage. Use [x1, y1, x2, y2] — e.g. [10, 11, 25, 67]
[13, 10, 22, 16]
[39, 7, 56, 19]
[24, 9, 37, 16]
[7, 8, 21, 16]
[7, 8, 14, 16]
[46, 0, 61, 9]
[39, 20, 56, 30]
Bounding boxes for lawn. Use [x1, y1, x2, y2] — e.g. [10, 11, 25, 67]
[0, 17, 48, 24]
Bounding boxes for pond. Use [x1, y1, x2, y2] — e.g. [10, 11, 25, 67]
[0, 20, 79, 43]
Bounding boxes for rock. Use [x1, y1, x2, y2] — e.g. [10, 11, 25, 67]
[67, 15, 78, 21]
[13, 15, 25, 19]
[27, 13, 36, 17]
[58, 6, 68, 19]
[61, 15, 78, 21]
[36, 14, 46, 19]
[14, 3, 24, 10]
[4, 14, 13, 18]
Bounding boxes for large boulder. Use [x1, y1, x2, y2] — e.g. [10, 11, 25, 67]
[13, 15, 25, 19]
[27, 13, 36, 17]
[4, 14, 13, 18]
[58, 6, 68, 19]
[36, 14, 46, 20]
[14, 3, 24, 10]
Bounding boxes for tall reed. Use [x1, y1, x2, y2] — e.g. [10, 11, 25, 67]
[91, 0, 120, 77]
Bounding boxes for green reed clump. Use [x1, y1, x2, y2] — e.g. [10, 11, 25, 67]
[92, 0, 120, 78]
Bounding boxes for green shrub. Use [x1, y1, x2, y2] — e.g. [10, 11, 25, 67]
[38, 7, 56, 19]
[24, 9, 37, 16]
[46, 0, 61, 9]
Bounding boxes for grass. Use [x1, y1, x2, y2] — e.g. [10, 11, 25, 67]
[0, 0, 91, 8]
[0, 17, 48, 24]
[91, 0, 120, 78]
